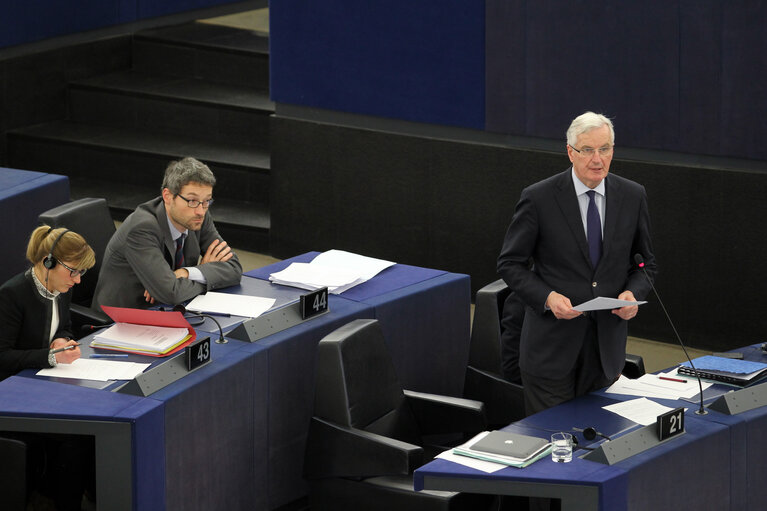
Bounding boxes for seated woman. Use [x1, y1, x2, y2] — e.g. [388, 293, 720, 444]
[0, 226, 95, 380]
[0, 225, 96, 511]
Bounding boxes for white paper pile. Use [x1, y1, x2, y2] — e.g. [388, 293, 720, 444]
[186, 292, 276, 318]
[606, 373, 711, 400]
[90, 323, 190, 355]
[37, 359, 151, 381]
[269, 250, 396, 294]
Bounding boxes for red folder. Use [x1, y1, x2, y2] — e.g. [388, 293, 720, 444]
[96, 306, 196, 357]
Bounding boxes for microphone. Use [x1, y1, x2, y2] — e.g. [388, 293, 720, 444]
[634, 253, 707, 415]
[172, 304, 227, 344]
[80, 323, 114, 334]
[573, 426, 611, 441]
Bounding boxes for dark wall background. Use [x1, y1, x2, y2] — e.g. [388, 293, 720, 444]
[485, 0, 767, 161]
[0, 0, 244, 48]
[270, 0, 486, 130]
[270, 116, 767, 351]
[271, 0, 767, 162]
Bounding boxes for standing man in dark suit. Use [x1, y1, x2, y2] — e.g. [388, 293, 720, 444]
[92, 157, 242, 310]
[497, 112, 657, 414]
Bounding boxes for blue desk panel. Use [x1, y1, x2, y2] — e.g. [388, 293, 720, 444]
[241, 255, 473, 507]
[237, 296, 374, 509]
[245, 253, 468, 396]
[360, 272, 471, 396]
[416, 400, 732, 511]
[0, 167, 70, 284]
[0, 376, 164, 511]
[151, 340, 269, 511]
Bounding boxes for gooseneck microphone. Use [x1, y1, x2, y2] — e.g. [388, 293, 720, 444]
[173, 304, 227, 344]
[80, 323, 114, 334]
[634, 253, 707, 415]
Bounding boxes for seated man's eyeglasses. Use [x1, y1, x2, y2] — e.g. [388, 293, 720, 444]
[176, 194, 214, 209]
[57, 260, 87, 277]
[570, 145, 614, 157]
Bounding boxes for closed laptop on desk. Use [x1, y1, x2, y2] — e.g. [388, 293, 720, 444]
[470, 431, 549, 459]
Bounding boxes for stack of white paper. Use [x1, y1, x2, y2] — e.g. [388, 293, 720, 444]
[269, 250, 396, 294]
[186, 292, 276, 318]
[603, 397, 679, 426]
[606, 373, 712, 400]
[90, 323, 190, 355]
[37, 359, 151, 381]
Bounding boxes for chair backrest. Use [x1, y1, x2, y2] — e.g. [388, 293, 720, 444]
[0, 436, 27, 511]
[38, 198, 115, 307]
[314, 319, 422, 445]
[468, 279, 510, 374]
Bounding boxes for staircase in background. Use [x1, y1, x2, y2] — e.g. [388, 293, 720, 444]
[7, 22, 272, 253]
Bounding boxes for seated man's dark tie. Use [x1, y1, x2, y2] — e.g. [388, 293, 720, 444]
[174, 234, 186, 270]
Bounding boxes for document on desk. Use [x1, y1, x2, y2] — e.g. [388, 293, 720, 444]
[37, 359, 151, 381]
[603, 397, 678, 426]
[606, 373, 712, 400]
[310, 249, 396, 280]
[573, 297, 646, 312]
[186, 292, 276, 318]
[269, 263, 365, 293]
[269, 249, 396, 294]
[91, 323, 189, 354]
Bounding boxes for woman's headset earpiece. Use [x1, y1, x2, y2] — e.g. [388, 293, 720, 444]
[43, 228, 70, 270]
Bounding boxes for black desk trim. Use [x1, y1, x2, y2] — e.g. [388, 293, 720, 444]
[0, 416, 133, 510]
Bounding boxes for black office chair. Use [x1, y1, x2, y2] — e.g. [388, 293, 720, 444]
[0, 435, 28, 511]
[38, 197, 115, 331]
[464, 280, 526, 426]
[464, 280, 646, 425]
[304, 319, 495, 511]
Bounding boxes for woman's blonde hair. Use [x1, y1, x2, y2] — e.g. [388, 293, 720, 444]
[26, 225, 96, 270]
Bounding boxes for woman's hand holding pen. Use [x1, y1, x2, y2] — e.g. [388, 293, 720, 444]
[50, 338, 81, 364]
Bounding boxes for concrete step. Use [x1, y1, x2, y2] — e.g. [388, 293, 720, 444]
[133, 22, 269, 89]
[7, 120, 270, 205]
[69, 70, 273, 149]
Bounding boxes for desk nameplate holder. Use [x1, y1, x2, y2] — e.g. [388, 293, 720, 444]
[113, 347, 205, 397]
[582, 422, 685, 466]
[227, 298, 329, 343]
[708, 381, 767, 415]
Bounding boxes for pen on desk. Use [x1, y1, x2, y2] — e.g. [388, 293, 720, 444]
[90, 354, 129, 358]
[659, 376, 687, 383]
[50, 343, 80, 354]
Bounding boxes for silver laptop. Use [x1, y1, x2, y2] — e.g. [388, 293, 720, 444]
[471, 431, 549, 459]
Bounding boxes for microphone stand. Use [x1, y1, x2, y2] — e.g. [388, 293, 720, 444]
[173, 305, 227, 344]
[634, 254, 707, 415]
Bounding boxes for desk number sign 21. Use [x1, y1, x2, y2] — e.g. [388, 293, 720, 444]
[657, 407, 685, 441]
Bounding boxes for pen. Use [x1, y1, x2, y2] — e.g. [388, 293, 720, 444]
[50, 343, 80, 354]
[659, 376, 687, 384]
[90, 354, 129, 358]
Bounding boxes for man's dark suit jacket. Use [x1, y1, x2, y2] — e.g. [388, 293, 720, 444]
[92, 197, 242, 310]
[497, 168, 657, 381]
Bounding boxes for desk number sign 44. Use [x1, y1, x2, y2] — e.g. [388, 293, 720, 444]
[301, 287, 329, 320]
